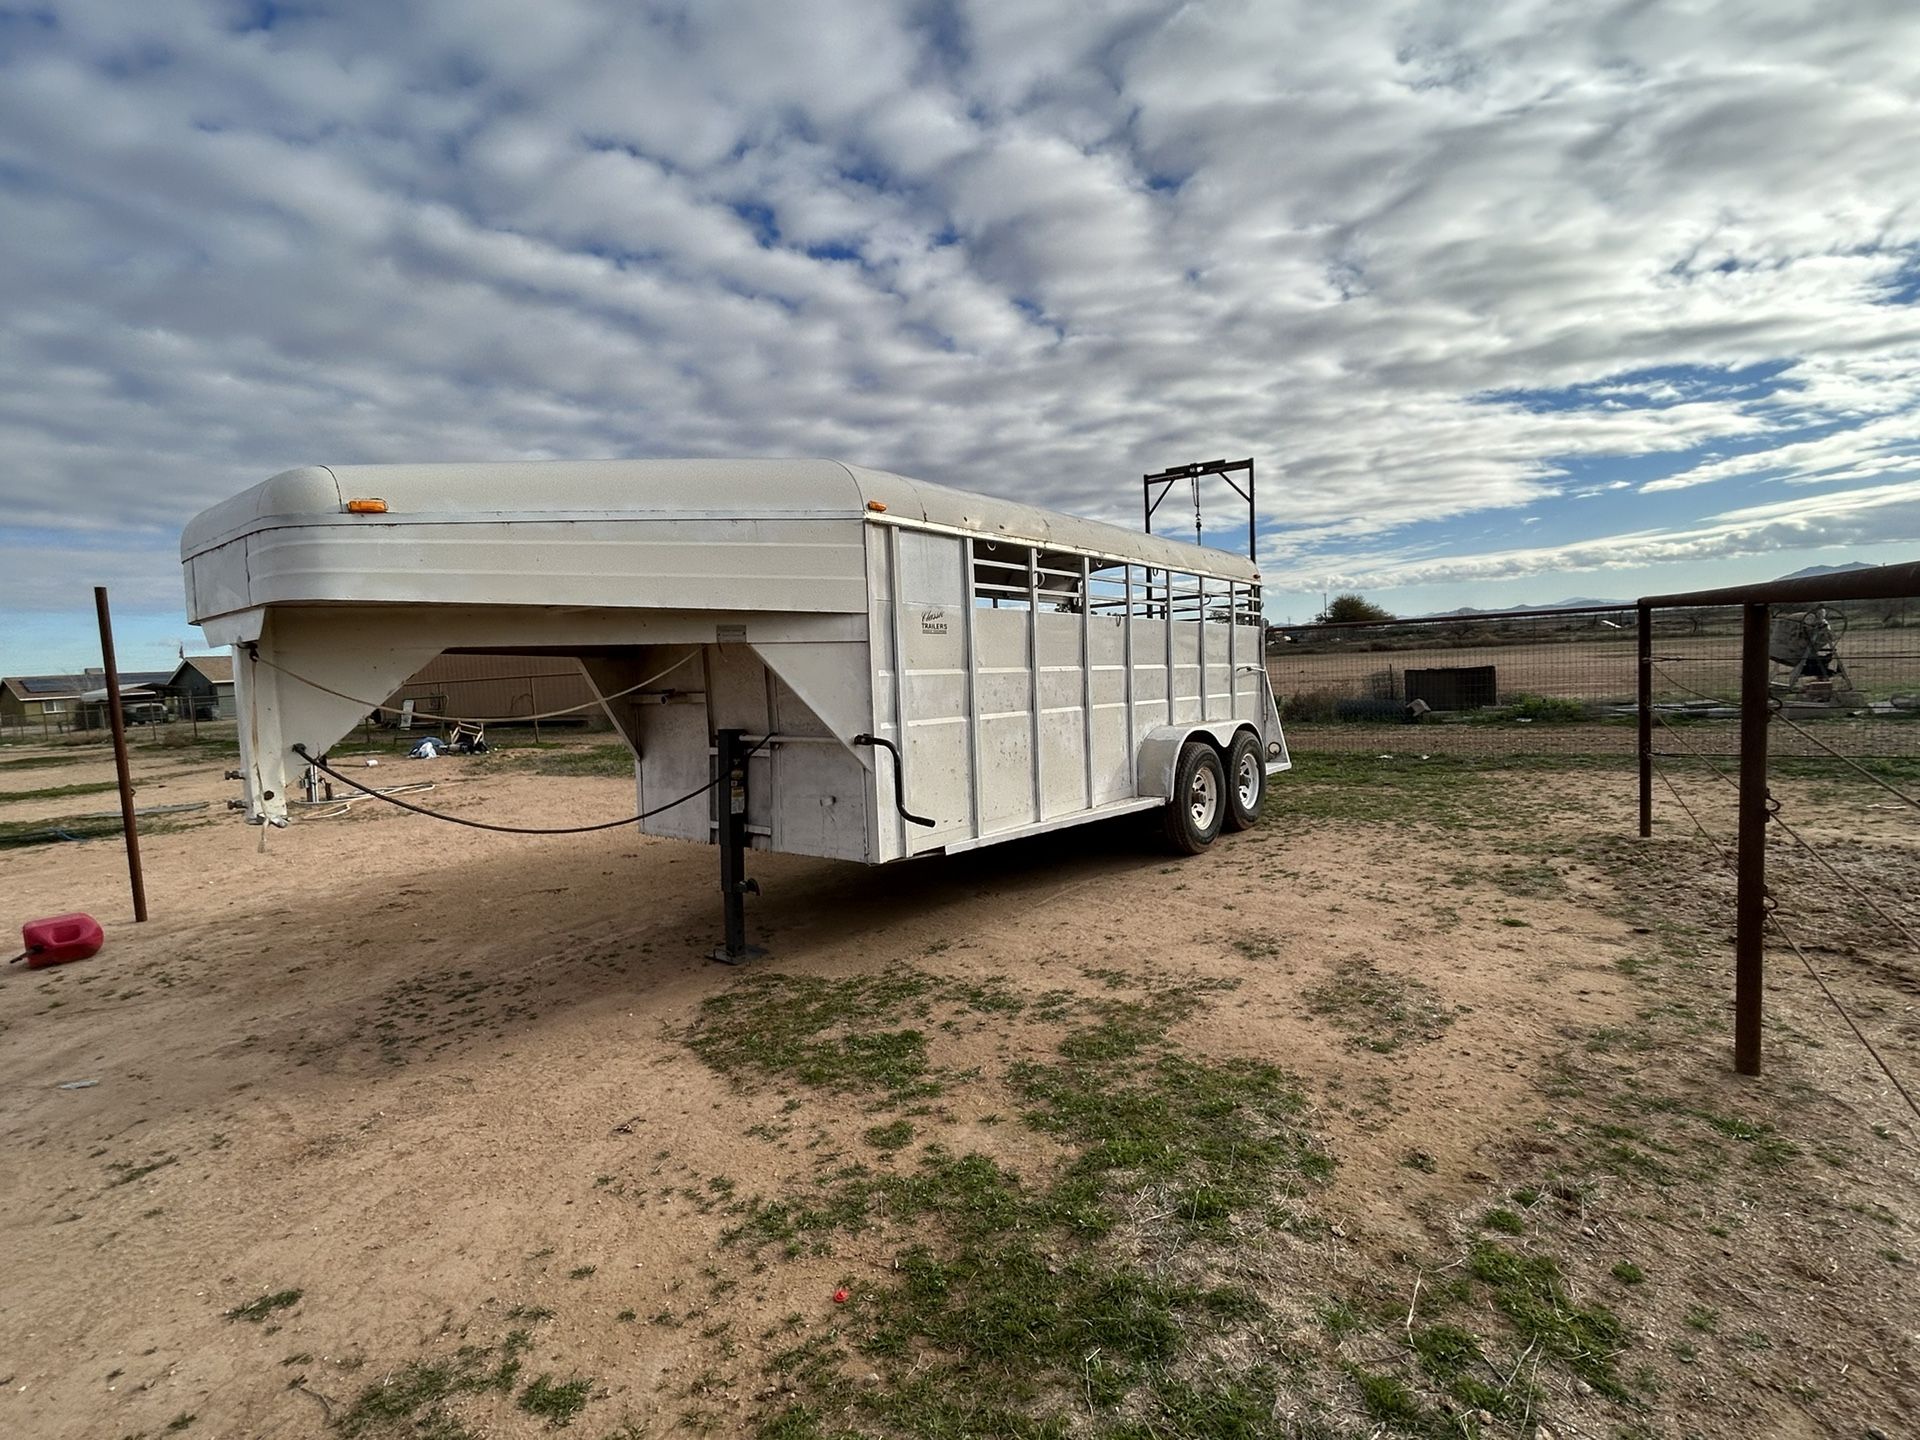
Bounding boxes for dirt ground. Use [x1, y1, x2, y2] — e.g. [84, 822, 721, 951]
[0, 736, 1914, 1439]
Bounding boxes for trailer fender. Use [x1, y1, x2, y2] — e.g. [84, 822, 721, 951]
[1136, 722, 1256, 799]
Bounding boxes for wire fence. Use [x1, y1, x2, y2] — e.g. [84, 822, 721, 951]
[1268, 599, 1920, 759]
[1631, 581, 1920, 1125]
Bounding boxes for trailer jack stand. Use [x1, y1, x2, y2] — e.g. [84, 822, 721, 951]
[711, 728, 765, 966]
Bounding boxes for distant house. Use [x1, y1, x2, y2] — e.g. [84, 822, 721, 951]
[165, 654, 237, 720]
[1, 673, 91, 731]
[1, 670, 173, 733]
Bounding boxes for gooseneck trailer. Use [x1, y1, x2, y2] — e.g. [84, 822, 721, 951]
[181, 460, 1288, 958]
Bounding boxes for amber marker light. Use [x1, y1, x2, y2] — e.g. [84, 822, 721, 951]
[345, 498, 389, 514]
[866, 500, 888, 512]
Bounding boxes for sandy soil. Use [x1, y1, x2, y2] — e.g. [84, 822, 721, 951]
[0, 738, 1913, 1439]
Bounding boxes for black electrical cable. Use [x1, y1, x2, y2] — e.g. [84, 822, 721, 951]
[291, 738, 769, 835]
[850, 733, 936, 827]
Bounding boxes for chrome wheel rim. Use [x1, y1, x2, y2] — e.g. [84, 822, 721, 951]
[1236, 752, 1260, 810]
[1189, 764, 1219, 831]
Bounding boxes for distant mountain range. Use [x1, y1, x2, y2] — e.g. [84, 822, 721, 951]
[1773, 561, 1875, 582]
[1416, 597, 1628, 618]
[1408, 562, 1875, 619]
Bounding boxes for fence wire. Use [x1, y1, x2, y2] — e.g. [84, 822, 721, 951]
[1269, 599, 1920, 759]
[1644, 669, 1919, 1128]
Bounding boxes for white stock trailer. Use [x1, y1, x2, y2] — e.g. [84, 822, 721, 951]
[181, 459, 1290, 959]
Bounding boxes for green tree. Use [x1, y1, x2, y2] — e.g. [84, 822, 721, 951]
[1316, 593, 1394, 624]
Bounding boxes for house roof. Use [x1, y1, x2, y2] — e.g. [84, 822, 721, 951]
[3, 674, 91, 699]
[168, 654, 234, 686]
[2, 671, 174, 702]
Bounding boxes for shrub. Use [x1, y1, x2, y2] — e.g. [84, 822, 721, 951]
[1505, 693, 1589, 723]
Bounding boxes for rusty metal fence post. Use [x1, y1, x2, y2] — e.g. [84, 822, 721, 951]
[93, 586, 149, 923]
[1637, 601, 1652, 838]
[1734, 601, 1770, 1075]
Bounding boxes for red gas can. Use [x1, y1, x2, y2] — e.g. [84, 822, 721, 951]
[14, 913, 105, 969]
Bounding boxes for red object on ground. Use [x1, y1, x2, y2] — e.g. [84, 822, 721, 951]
[15, 913, 105, 969]
[832, 1288, 850, 1305]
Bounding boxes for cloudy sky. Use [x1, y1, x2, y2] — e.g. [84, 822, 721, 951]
[4, 0, 1919, 668]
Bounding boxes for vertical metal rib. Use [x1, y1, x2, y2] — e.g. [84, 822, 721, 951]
[1080, 555, 1094, 807]
[964, 536, 983, 839]
[886, 525, 913, 859]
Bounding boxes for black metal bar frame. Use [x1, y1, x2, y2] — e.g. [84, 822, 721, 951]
[1641, 559, 1920, 609]
[1142, 458, 1257, 562]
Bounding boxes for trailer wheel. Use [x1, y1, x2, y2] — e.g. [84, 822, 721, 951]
[1222, 732, 1265, 832]
[1162, 741, 1226, 854]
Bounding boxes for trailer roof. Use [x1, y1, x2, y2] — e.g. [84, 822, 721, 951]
[181, 459, 1260, 582]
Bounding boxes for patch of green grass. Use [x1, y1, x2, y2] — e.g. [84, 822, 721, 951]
[567, 1265, 595, 1280]
[1684, 1305, 1718, 1333]
[1407, 1321, 1532, 1422]
[0, 779, 120, 806]
[1303, 959, 1453, 1054]
[518, 1373, 594, 1426]
[1012, 1034, 1328, 1236]
[1747, 1134, 1800, 1169]
[1480, 1207, 1526, 1234]
[0, 752, 102, 771]
[1408, 1322, 1479, 1377]
[0, 809, 211, 850]
[691, 973, 1329, 1439]
[683, 969, 1024, 1102]
[1505, 693, 1590, 723]
[1228, 930, 1281, 962]
[1116, 1374, 1285, 1440]
[862, 1119, 913, 1152]
[1317, 1297, 1363, 1339]
[1468, 1242, 1628, 1397]
[1344, 1364, 1429, 1428]
[1611, 1260, 1647, 1285]
[165, 1414, 197, 1432]
[869, 1240, 1184, 1380]
[515, 743, 634, 778]
[225, 1288, 302, 1322]
[1273, 751, 1634, 827]
[337, 1329, 532, 1438]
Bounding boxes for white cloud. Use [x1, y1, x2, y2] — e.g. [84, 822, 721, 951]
[1284, 478, 1920, 592]
[0, 0, 1915, 622]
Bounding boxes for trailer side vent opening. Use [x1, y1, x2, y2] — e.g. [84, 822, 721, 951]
[181, 459, 1289, 960]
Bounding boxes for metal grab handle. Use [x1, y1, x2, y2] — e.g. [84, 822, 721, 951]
[850, 734, 936, 828]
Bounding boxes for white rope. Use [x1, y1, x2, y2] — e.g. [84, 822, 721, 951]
[291, 782, 437, 820]
[248, 648, 698, 725]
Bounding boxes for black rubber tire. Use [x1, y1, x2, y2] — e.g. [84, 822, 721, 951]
[1222, 731, 1265, 832]
[1161, 741, 1226, 854]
